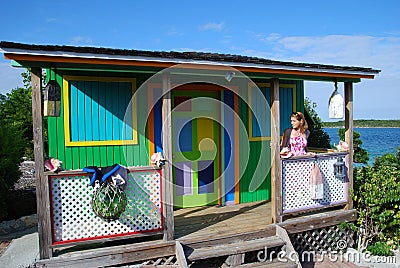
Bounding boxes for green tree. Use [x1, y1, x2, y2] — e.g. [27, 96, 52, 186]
[338, 128, 369, 164]
[0, 120, 25, 220]
[352, 150, 400, 251]
[0, 70, 33, 159]
[304, 98, 331, 148]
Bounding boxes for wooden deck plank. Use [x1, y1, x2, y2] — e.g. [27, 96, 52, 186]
[174, 201, 272, 241]
[278, 209, 357, 234]
[36, 240, 176, 268]
[185, 236, 285, 261]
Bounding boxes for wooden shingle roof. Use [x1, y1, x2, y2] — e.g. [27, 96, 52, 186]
[0, 41, 380, 78]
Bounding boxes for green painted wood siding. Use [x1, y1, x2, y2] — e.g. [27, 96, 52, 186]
[47, 72, 149, 170]
[239, 80, 304, 204]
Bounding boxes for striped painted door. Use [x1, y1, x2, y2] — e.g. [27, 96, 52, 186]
[172, 90, 220, 208]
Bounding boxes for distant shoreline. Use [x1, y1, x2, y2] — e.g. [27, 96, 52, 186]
[323, 126, 400, 128]
[322, 119, 400, 128]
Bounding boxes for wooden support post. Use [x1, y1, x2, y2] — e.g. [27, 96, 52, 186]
[162, 72, 174, 240]
[344, 81, 354, 210]
[270, 78, 282, 223]
[31, 68, 52, 259]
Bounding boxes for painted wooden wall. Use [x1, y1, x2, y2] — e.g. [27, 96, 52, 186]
[47, 71, 151, 170]
[47, 69, 304, 206]
[238, 80, 304, 204]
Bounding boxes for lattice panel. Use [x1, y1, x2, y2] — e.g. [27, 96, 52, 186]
[50, 169, 162, 244]
[282, 155, 348, 214]
[141, 256, 178, 266]
[290, 224, 355, 253]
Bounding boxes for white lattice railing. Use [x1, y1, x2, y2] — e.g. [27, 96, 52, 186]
[48, 166, 163, 245]
[282, 152, 348, 214]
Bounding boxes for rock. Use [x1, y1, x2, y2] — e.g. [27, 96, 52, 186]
[20, 214, 38, 229]
[0, 214, 37, 235]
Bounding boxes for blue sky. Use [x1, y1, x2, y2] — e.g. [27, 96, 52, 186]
[1, 0, 399, 121]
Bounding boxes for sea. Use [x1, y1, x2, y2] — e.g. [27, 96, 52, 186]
[323, 127, 400, 166]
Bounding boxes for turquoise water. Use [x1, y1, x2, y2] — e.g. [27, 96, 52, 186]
[323, 128, 400, 165]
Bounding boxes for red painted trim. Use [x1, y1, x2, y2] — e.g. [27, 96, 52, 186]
[48, 169, 164, 246]
[48, 175, 57, 245]
[52, 228, 164, 245]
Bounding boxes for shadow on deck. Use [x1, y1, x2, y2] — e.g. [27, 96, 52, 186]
[174, 201, 272, 242]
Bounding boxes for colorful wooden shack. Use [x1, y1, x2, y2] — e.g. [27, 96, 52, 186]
[0, 41, 380, 267]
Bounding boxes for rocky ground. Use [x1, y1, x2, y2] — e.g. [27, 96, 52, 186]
[0, 161, 37, 254]
[14, 160, 36, 191]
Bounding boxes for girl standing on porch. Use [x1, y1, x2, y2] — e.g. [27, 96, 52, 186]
[281, 112, 313, 157]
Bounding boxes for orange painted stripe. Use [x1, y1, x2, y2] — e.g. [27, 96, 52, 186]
[4, 53, 376, 79]
[147, 85, 155, 161]
[218, 91, 223, 206]
[234, 93, 240, 204]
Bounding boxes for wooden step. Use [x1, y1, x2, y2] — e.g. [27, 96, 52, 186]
[239, 259, 298, 268]
[36, 240, 177, 268]
[179, 225, 277, 249]
[185, 235, 286, 261]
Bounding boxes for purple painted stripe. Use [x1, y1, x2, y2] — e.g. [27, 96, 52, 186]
[175, 162, 192, 196]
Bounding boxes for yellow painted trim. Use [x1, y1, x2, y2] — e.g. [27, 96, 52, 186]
[63, 75, 137, 147]
[248, 82, 297, 141]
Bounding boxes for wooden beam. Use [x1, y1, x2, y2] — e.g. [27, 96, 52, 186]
[162, 72, 174, 241]
[270, 78, 282, 223]
[279, 209, 357, 234]
[275, 225, 301, 267]
[36, 240, 176, 268]
[175, 241, 188, 268]
[344, 82, 354, 210]
[31, 67, 52, 259]
[5, 53, 377, 80]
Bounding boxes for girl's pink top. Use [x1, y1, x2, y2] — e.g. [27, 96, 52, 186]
[289, 135, 307, 156]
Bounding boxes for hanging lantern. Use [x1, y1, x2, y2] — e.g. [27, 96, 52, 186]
[333, 156, 346, 179]
[43, 69, 61, 117]
[328, 81, 344, 119]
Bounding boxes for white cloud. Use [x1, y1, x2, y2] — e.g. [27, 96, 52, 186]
[46, 18, 57, 23]
[70, 36, 93, 46]
[199, 22, 225, 31]
[245, 34, 400, 120]
[0, 60, 24, 95]
[166, 26, 184, 36]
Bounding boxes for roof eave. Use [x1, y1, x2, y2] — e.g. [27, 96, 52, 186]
[1, 47, 379, 79]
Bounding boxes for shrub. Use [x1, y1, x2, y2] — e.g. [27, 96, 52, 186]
[352, 150, 400, 251]
[338, 128, 369, 164]
[304, 98, 331, 149]
[0, 122, 25, 221]
[367, 242, 394, 256]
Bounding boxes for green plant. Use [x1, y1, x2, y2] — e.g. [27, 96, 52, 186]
[338, 128, 369, 164]
[0, 122, 25, 221]
[304, 98, 331, 149]
[367, 242, 394, 256]
[0, 71, 33, 160]
[352, 152, 400, 251]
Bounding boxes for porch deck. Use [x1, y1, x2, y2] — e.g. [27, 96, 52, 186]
[174, 201, 272, 242]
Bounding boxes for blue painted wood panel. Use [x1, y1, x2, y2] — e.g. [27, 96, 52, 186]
[223, 90, 235, 203]
[251, 86, 293, 138]
[198, 160, 214, 194]
[69, 81, 133, 142]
